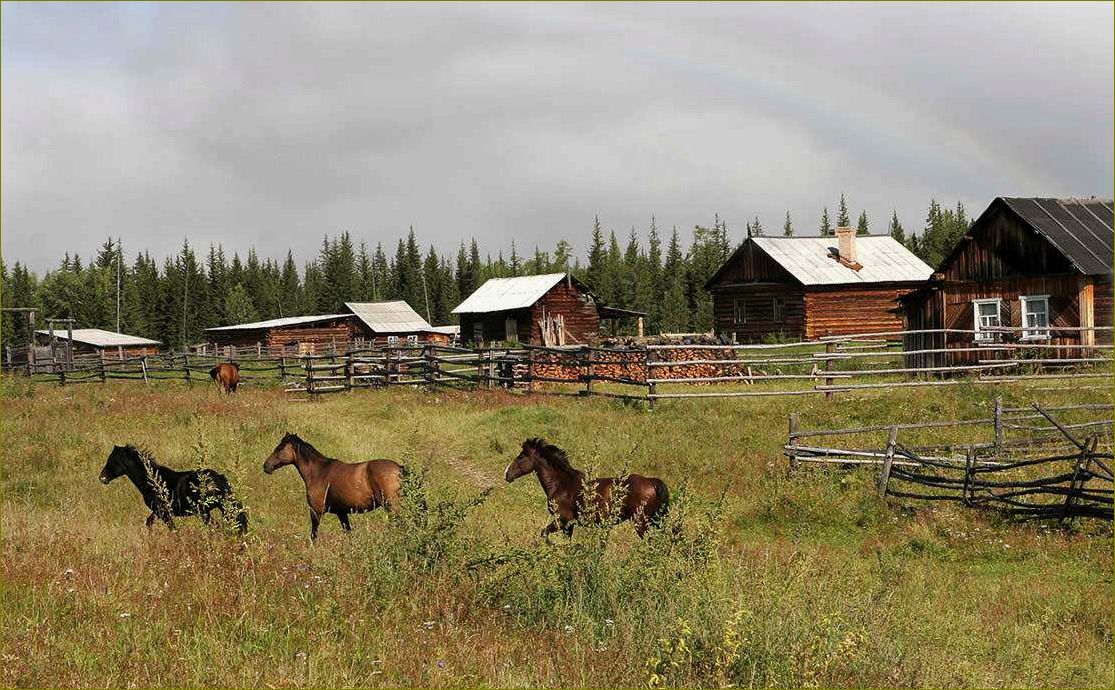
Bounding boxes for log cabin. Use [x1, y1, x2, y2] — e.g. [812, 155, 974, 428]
[453, 273, 607, 346]
[704, 229, 932, 342]
[901, 197, 1114, 368]
[343, 300, 444, 346]
[34, 328, 161, 359]
[205, 314, 355, 355]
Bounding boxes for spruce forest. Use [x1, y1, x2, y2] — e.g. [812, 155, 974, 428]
[1, 198, 971, 349]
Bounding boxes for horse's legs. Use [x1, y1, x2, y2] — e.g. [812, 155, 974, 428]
[336, 512, 352, 532]
[540, 521, 561, 540]
[309, 509, 321, 541]
[145, 512, 157, 529]
[562, 522, 574, 539]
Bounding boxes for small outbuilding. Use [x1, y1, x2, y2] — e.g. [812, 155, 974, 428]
[453, 273, 606, 346]
[901, 197, 1114, 368]
[34, 328, 161, 359]
[343, 301, 440, 346]
[205, 314, 355, 355]
[704, 229, 933, 342]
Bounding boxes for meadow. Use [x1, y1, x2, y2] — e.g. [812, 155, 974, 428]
[1, 378, 1112, 688]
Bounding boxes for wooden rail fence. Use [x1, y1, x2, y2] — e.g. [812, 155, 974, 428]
[785, 401, 1114, 521]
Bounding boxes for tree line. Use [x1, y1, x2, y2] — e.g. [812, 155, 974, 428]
[1, 196, 971, 349]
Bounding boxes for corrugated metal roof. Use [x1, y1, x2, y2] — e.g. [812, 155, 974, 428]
[453, 273, 569, 313]
[427, 325, 460, 335]
[205, 314, 351, 332]
[344, 301, 431, 333]
[751, 236, 933, 286]
[35, 328, 161, 347]
[1000, 197, 1114, 276]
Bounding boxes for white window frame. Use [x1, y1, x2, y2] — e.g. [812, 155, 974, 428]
[386, 335, 399, 347]
[1020, 294, 1051, 341]
[406, 334, 419, 346]
[972, 298, 1002, 343]
[733, 298, 747, 325]
[771, 297, 785, 324]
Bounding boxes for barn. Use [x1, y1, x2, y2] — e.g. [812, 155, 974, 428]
[34, 328, 161, 359]
[343, 301, 442, 346]
[453, 273, 604, 346]
[205, 314, 355, 355]
[704, 228, 932, 342]
[901, 197, 1114, 368]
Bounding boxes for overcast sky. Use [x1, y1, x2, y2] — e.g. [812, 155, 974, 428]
[3, 1, 1112, 273]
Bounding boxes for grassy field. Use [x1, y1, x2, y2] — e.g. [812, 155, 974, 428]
[2, 377, 1112, 688]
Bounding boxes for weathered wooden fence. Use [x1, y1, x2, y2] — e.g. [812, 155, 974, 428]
[11, 326, 1113, 406]
[784, 401, 1114, 521]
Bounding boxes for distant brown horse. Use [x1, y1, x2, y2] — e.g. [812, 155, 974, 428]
[263, 432, 404, 540]
[209, 362, 240, 393]
[504, 438, 669, 538]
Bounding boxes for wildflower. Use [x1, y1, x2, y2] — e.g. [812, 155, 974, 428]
[563, 625, 573, 634]
[118, 612, 131, 618]
[437, 660, 446, 669]
[63, 568, 75, 578]
[604, 618, 614, 627]
[423, 621, 436, 630]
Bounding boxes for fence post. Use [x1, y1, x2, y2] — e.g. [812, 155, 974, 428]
[824, 341, 836, 399]
[184, 352, 191, 386]
[647, 347, 656, 410]
[876, 425, 898, 497]
[526, 348, 535, 395]
[961, 449, 974, 506]
[140, 356, 149, 385]
[787, 413, 800, 471]
[487, 346, 495, 390]
[304, 355, 313, 396]
[279, 356, 286, 382]
[993, 397, 1003, 450]
[584, 345, 594, 396]
[345, 352, 354, 392]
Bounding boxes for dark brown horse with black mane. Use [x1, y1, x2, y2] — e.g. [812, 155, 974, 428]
[99, 445, 248, 534]
[209, 362, 239, 393]
[263, 433, 404, 540]
[505, 438, 669, 538]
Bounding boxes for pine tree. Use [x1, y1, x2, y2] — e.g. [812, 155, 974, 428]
[887, 210, 906, 244]
[552, 240, 572, 273]
[856, 210, 870, 236]
[749, 215, 764, 237]
[509, 240, 521, 276]
[783, 211, 794, 237]
[837, 193, 850, 227]
[820, 207, 833, 236]
[646, 217, 663, 333]
[586, 215, 606, 294]
[357, 241, 373, 301]
[224, 283, 259, 324]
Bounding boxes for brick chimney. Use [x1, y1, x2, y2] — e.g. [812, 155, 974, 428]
[835, 226, 857, 263]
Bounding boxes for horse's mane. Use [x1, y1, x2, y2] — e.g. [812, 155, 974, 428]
[120, 444, 162, 469]
[283, 433, 329, 462]
[526, 438, 581, 477]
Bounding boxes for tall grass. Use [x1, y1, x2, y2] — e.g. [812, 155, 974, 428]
[1, 379, 1111, 687]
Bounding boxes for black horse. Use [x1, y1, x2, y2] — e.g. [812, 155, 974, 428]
[99, 445, 248, 534]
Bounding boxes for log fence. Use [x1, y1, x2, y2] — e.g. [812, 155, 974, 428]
[784, 401, 1113, 521]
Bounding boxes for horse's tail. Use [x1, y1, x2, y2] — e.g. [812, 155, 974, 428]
[649, 478, 670, 525]
[208, 366, 220, 380]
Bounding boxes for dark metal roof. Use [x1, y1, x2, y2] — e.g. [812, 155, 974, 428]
[1000, 197, 1113, 276]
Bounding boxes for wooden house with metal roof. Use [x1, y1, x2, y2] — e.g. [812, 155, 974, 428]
[205, 313, 356, 354]
[34, 328, 161, 358]
[704, 228, 933, 342]
[452, 273, 643, 346]
[343, 300, 446, 345]
[901, 197, 1114, 368]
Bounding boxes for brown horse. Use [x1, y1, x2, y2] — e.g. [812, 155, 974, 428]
[263, 432, 403, 540]
[209, 362, 239, 393]
[504, 438, 669, 539]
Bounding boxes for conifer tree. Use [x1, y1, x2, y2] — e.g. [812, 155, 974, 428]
[837, 193, 850, 227]
[820, 207, 833, 236]
[856, 210, 870, 236]
[783, 211, 794, 237]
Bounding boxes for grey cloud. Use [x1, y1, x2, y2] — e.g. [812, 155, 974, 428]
[2, 1, 1111, 272]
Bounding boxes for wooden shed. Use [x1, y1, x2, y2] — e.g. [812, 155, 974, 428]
[34, 328, 161, 359]
[705, 229, 932, 342]
[453, 273, 603, 346]
[901, 197, 1114, 368]
[343, 301, 441, 346]
[205, 314, 355, 355]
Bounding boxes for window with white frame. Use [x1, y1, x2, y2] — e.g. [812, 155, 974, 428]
[1020, 295, 1050, 340]
[772, 297, 785, 324]
[972, 298, 1002, 342]
[733, 298, 747, 325]
[386, 335, 399, 346]
[407, 334, 419, 346]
